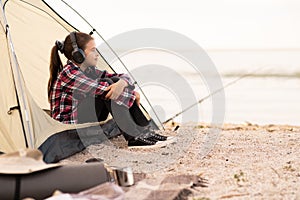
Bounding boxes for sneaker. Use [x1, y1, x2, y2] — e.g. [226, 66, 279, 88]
[140, 126, 168, 141]
[142, 127, 176, 143]
[144, 132, 168, 142]
[128, 137, 167, 149]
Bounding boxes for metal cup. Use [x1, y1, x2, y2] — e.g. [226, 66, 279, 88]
[111, 166, 134, 187]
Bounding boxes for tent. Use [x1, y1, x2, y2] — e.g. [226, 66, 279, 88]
[0, 0, 157, 162]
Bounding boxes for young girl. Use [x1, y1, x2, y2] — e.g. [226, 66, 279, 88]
[48, 31, 169, 148]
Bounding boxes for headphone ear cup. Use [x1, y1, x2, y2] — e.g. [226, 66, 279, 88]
[72, 48, 85, 64]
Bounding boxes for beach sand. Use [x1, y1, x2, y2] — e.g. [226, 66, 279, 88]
[61, 122, 300, 199]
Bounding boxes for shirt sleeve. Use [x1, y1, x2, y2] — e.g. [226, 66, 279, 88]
[61, 66, 110, 97]
[60, 65, 136, 108]
[94, 67, 135, 89]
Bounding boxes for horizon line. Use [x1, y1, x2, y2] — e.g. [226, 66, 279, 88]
[205, 48, 300, 52]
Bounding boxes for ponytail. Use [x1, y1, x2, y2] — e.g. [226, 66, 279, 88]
[48, 45, 63, 102]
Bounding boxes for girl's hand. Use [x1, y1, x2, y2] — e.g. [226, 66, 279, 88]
[104, 79, 128, 100]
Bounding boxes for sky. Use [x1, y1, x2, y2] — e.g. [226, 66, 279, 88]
[49, 0, 300, 50]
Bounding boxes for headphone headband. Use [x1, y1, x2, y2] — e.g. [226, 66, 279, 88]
[70, 32, 78, 51]
[69, 31, 85, 64]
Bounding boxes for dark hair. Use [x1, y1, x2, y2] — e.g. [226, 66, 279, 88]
[48, 32, 94, 101]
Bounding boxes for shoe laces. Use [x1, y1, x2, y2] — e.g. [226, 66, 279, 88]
[137, 137, 156, 145]
[141, 126, 167, 141]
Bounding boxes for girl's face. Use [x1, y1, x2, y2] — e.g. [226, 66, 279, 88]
[83, 39, 99, 67]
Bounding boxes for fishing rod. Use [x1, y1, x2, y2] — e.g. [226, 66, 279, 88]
[163, 66, 266, 124]
[60, 0, 165, 129]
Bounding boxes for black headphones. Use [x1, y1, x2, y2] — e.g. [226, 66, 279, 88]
[70, 31, 85, 64]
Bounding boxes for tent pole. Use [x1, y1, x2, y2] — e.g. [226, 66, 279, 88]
[1, 1, 34, 148]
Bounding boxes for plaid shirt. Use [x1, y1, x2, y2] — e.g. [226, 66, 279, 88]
[50, 63, 136, 124]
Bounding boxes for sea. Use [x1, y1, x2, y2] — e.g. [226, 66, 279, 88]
[109, 49, 300, 126]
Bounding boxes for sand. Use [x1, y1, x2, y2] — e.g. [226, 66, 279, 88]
[61, 122, 300, 199]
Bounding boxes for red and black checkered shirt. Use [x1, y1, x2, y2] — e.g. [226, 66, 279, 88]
[50, 63, 136, 124]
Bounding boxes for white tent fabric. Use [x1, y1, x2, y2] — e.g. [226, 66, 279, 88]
[0, 0, 111, 153]
[0, 8, 24, 151]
